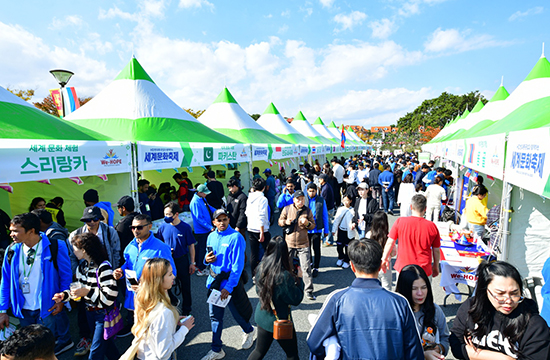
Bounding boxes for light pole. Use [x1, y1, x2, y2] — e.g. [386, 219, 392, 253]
[49, 69, 74, 117]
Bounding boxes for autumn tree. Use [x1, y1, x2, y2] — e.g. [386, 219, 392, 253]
[184, 108, 205, 118]
[33, 94, 92, 117]
[7, 87, 35, 101]
[397, 91, 487, 134]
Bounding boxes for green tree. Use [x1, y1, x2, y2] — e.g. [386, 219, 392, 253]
[7, 87, 35, 101]
[397, 91, 487, 134]
[33, 94, 92, 117]
[250, 114, 260, 121]
[184, 108, 205, 118]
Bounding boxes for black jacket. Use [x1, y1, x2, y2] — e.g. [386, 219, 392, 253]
[206, 180, 225, 210]
[368, 168, 382, 189]
[450, 297, 550, 360]
[227, 189, 247, 230]
[320, 183, 335, 211]
[352, 196, 378, 232]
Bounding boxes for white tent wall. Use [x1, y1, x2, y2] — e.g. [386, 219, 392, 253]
[0, 173, 132, 231]
[507, 188, 550, 278]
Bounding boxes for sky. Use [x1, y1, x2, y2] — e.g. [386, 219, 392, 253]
[1, 0, 548, 128]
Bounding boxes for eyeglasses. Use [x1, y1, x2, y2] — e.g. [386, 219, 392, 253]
[130, 224, 151, 231]
[27, 248, 36, 266]
[83, 218, 100, 223]
[487, 288, 524, 304]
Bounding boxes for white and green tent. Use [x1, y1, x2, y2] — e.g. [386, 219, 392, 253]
[311, 117, 340, 153]
[66, 58, 246, 171]
[256, 103, 317, 145]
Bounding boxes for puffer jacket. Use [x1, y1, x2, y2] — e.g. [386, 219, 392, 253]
[278, 204, 315, 248]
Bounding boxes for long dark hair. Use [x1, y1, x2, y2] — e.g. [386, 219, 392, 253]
[29, 197, 45, 212]
[257, 236, 296, 311]
[396, 264, 436, 332]
[369, 211, 389, 248]
[467, 261, 531, 356]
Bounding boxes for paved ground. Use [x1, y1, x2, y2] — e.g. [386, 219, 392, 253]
[59, 209, 467, 359]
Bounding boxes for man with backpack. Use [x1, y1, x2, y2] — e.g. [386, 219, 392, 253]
[67, 206, 121, 354]
[0, 213, 73, 356]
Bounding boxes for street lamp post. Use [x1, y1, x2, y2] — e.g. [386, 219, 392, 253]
[49, 69, 74, 117]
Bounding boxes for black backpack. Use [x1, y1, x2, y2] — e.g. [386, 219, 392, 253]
[6, 238, 59, 271]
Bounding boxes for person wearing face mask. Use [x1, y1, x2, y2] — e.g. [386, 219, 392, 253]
[156, 202, 196, 316]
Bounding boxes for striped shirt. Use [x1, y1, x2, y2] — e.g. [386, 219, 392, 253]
[63, 261, 118, 309]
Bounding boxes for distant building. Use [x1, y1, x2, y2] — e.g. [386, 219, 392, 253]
[371, 126, 396, 133]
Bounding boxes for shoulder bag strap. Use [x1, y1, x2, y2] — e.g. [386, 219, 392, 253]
[270, 299, 291, 321]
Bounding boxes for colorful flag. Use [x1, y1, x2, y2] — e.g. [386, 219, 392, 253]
[37, 179, 51, 185]
[97, 174, 109, 181]
[464, 168, 472, 178]
[69, 177, 84, 185]
[63, 87, 80, 116]
[470, 171, 478, 182]
[341, 126, 346, 148]
[486, 175, 495, 181]
[0, 184, 13, 193]
[459, 165, 465, 171]
[49, 89, 64, 117]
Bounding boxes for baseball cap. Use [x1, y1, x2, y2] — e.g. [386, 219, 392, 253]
[263, 168, 272, 174]
[293, 190, 305, 198]
[116, 196, 134, 209]
[196, 184, 211, 195]
[80, 206, 104, 222]
[212, 209, 229, 219]
[357, 183, 369, 189]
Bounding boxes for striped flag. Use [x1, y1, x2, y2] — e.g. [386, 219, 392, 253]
[470, 171, 478, 182]
[341, 126, 346, 148]
[464, 168, 472, 178]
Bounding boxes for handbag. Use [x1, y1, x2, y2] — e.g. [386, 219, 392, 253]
[95, 262, 124, 340]
[271, 300, 293, 340]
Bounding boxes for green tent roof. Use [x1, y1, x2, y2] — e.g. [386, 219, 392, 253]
[471, 99, 484, 113]
[213, 87, 238, 104]
[524, 56, 550, 81]
[114, 57, 155, 83]
[263, 102, 280, 115]
[313, 117, 325, 126]
[490, 85, 510, 102]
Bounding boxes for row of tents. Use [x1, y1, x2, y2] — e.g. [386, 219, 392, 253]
[422, 49, 550, 279]
[1, 57, 368, 229]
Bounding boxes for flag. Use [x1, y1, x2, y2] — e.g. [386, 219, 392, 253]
[62, 87, 80, 116]
[97, 174, 108, 181]
[470, 171, 478, 182]
[487, 175, 495, 181]
[49, 89, 64, 117]
[37, 179, 51, 185]
[341, 126, 346, 148]
[464, 168, 472, 178]
[0, 184, 13, 193]
[459, 165, 465, 171]
[69, 177, 84, 185]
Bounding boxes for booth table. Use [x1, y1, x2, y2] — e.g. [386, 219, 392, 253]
[439, 238, 490, 305]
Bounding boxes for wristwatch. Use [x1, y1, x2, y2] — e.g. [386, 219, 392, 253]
[191, 262, 196, 265]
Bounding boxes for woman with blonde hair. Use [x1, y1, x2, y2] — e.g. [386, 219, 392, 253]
[132, 258, 195, 360]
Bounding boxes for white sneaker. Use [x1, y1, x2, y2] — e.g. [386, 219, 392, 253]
[336, 259, 343, 267]
[196, 269, 209, 277]
[201, 349, 225, 360]
[342, 262, 350, 269]
[242, 326, 256, 350]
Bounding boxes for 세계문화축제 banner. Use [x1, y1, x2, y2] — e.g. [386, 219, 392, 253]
[0, 139, 132, 183]
[505, 128, 550, 197]
[137, 141, 250, 171]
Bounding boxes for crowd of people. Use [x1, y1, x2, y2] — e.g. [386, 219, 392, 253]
[0, 151, 548, 360]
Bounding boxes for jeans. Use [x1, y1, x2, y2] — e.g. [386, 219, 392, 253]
[174, 254, 192, 315]
[20, 308, 71, 345]
[248, 231, 270, 276]
[371, 187, 383, 209]
[247, 326, 298, 360]
[289, 247, 313, 293]
[381, 188, 395, 213]
[86, 309, 120, 360]
[468, 223, 485, 238]
[209, 299, 253, 352]
[324, 209, 335, 245]
[194, 232, 210, 270]
[308, 233, 322, 269]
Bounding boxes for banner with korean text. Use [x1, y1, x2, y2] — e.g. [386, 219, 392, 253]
[464, 134, 506, 180]
[505, 128, 550, 198]
[137, 141, 250, 171]
[0, 139, 131, 183]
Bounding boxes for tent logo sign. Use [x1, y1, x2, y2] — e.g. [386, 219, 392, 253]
[100, 149, 123, 166]
[204, 147, 214, 162]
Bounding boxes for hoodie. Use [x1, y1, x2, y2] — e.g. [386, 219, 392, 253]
[46, 222, 69, 243]
[245, 191, 269, 233]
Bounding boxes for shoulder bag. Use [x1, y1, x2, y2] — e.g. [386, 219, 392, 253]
[271, 300, 293, 340]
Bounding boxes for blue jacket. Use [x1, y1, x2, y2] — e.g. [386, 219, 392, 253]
[120, 232, 176, 310]
[95, 201, 115, 227]
[378, 170, 395, 189]
[307, 278, 423, 360]
[306, 195, 329, 234]
[190, 194, 216, 234]
[276, 191, 294, 209]
[0, 233, 72, 319]
[204, 226, 245, 294]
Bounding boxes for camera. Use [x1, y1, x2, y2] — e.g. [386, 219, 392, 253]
[284, 218, 298, 235]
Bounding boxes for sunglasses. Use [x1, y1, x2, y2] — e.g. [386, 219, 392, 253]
[131, 224, 151, 231]
[83, 218, 100, 223]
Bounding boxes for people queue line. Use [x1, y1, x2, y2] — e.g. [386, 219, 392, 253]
[0, 152, 548, 360]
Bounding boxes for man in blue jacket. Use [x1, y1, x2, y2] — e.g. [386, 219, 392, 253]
[307, 238, 423, 359]
[378, 164, 395, 215]
[202, 209, 255, 360]
[190, 184, 217, 276]
[306, 183, 329, 278]
[113, 214, 176, 337]
[0, 213, 73, 356]
[276, 178, 296, 209]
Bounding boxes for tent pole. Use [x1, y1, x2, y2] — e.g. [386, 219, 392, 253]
[498, 181, 513, 261]
[130, 143, 140, 213]
[248, 144, 253, 192]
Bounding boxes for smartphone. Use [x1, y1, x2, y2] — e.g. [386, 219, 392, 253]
[179, 315, 192, 325]
[128, 277, 139, 286]
[292, 257, 300, 273]
[207, 246, 214, 254]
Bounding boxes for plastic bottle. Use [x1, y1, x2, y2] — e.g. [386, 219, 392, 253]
[422, 327, 436, 348]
